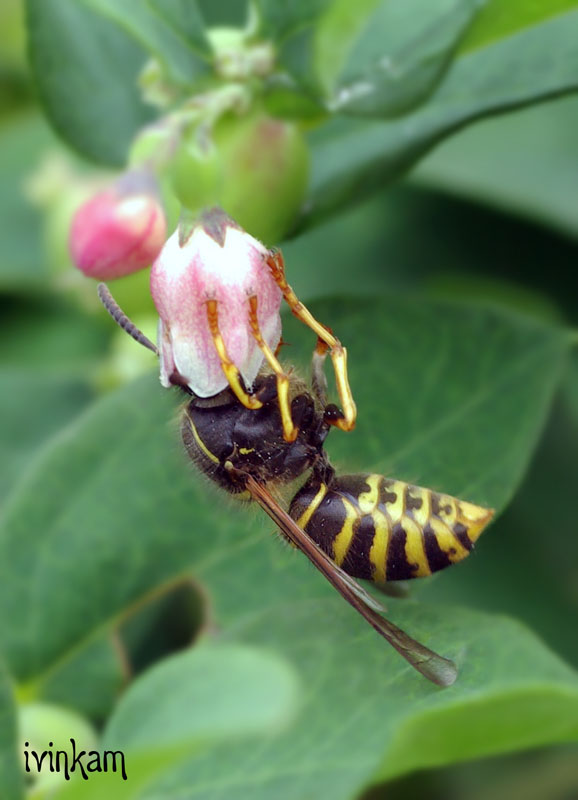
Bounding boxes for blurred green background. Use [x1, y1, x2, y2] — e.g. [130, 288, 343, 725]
[1, 1, 578, 799]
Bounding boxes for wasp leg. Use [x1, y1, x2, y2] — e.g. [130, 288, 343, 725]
[312, 339, 351, 428]
[248, 295, 298, 442]
[266, 249, 356, 432]
[206, 299, 263, 410]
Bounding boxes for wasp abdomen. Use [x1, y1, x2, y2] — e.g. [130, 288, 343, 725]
[289, 473, 493, 583]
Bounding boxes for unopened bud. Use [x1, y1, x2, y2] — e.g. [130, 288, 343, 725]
[69, 170, 167, 280]
[150, 207, 282, 397]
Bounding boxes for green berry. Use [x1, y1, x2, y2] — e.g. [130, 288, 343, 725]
[170, 111, 309, 244]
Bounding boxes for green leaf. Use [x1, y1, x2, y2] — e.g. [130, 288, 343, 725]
[104, 642, 298, 751]
[256, 0, 332, 39]
[197, 0, 248, 27]
[0, 113, 53, 290]
[146, 0, 209, 58]
[564, 352, 578, 431]
[0, 296, 572, 794]
[0, 297, 109, 370]
[289, 298, 569, 511]
[135, 608, 578, 799]
[0, 369, 93, 504]
[256, 0, 334, 98]
[26, 0, 152, 165]
[0, 296, 567, 673]
[30, 635, 127, 721]
[302, 11, 578, 230]
[80, 0, 210, 86]
[0, 662, 22, 800]
[460, 0, 578, 52]
[317, 0, 482, 117]
[0, 298, 106, 503]
[411, 95, 578, 240]
[49, 642, 298, 800]
[281, 183, 570, 326]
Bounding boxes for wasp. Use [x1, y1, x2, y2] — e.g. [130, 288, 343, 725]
[98, 279, 493, 686]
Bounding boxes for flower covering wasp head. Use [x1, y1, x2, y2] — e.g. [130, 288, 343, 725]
[99, 205, 356, 444]
[149, 206, 356, 443]
[150, 206, 282, 404]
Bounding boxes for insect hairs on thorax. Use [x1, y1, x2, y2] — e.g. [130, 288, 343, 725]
[180, 368, 333, 496]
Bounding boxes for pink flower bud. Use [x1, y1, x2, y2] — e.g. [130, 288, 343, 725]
[150, 207, 282, 397]
[69, 170, 167, 280]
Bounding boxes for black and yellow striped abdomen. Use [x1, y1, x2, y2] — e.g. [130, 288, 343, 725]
[289, 473, 493, 583]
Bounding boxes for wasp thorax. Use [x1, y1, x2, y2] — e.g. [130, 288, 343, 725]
[150, 207, 282, 398]
[180, 374, 329, 494]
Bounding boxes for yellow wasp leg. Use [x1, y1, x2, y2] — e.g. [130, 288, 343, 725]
[248, 295, 298, 442]
[266, 249, 356, 432]
[206, 299, 263, 410]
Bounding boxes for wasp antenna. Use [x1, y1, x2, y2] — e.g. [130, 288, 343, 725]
[97, 283, 159, 356]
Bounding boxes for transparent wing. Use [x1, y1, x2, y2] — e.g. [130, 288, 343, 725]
[246, 475, 458, 687]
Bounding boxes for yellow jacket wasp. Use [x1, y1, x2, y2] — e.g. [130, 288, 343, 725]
[98, 272, 493, 687]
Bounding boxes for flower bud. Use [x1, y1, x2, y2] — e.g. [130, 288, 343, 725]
[170, 110, 309, 244]
[151, 207, 282, 397]
[69, 169, 167, 280]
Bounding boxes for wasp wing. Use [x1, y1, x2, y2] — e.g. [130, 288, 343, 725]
[245, 476, 457, 687]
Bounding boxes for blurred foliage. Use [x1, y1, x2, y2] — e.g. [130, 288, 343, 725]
[0, 663, 21, 799]
[412, 95, 578, 240]
[1, 1, 578, 799]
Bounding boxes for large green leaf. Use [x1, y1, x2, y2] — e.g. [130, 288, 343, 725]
[136, 608, 578, 799]
[50, 642, 299, 800]
[26, 0, 152, 165]
[256, 0, 331, 39]
[0, 369, 93, 504]
[146, 0, 209, 59]
[0, 662, 22, 800]
[411, 95, 578, 240]
[303, 299, 569, 509]
[0, 297, 107, 503]
[315, 0, 482, 117]
[27, 635, 127, 721]
[302, 11, 578, 230]
[80, 0, 210, 85]
[460, 0, 578, 51]
[281, 187, 571, 333]
[0, 296, 572, 795]
[103, 642, 298, 749]
[0, 296, 568, 676]
[0, 297, 109, 369]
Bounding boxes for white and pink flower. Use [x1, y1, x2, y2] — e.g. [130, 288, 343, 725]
[150, 207, 281, 397]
